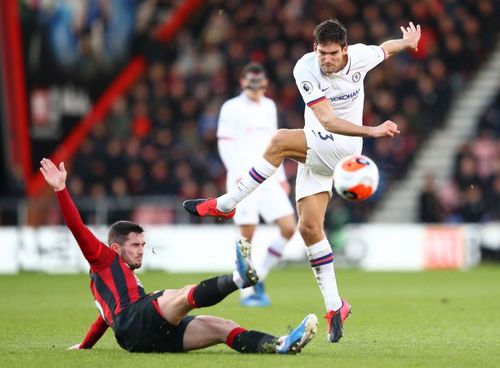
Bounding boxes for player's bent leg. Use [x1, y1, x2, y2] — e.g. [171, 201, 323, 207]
[239, 224, 257, 242]
[183, 198, 236, 219]
[263, 129, 308, 166]
[156, 286, 197, 325]
[182, 315, 240, 351]
[183, 130, 308, 218]
[183, 314, 318, 354]
[297, 193, 348, 342]
[157, 239, 258, 323]
[296, 192, 330, 245]
[241, 215, 296, 308]
[183, 315, 278, 354]
[275, 214, 296, 240]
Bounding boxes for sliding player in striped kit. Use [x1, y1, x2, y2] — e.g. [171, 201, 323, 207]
[184, 19, 421, 343]
[40, 158, 317, 354]
[217, 62, 296, 307]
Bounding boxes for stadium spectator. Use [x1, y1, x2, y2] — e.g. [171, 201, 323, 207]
[437, 91, 500, 223]
[418, 172, 444, 223]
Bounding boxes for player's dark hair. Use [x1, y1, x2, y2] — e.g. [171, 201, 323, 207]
[108, 221, 144, 246]
[313, 19, 347, 47]
[241, 62, 266, 78]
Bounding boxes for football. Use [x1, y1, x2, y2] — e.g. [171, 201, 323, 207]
[333, 154, 379, 201]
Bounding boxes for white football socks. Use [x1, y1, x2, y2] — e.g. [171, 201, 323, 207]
[306, 238, 342, 311]
[217, 158, 278, 212]
[256, 234, 287, 280]
[232, 270, 244, 289]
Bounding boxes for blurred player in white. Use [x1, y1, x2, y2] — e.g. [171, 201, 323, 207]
[217, 62, 296, 307]
[185, 19, 421, 343]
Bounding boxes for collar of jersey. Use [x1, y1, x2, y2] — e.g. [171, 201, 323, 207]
[240, 92, 262, 104]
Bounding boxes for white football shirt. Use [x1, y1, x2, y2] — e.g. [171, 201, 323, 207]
[293, 43, 385, 130]
[217, 93, 282, 181]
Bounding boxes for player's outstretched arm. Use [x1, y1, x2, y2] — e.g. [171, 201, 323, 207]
[379, 21, 421, 58]
[40, 158, 112, 269]
[68, 315, 109, 350]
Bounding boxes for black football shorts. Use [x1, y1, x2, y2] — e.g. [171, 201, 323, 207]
[113, 291, 195, 353]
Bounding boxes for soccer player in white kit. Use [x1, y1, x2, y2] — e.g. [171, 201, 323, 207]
[184, 19, 421, 343]
[217, 62, 296, 307]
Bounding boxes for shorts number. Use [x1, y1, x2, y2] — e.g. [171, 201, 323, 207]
[313, 130, 334, 142]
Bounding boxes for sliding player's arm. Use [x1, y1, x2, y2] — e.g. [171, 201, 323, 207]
[68, 315, 109, 350]
[40, 158, 115, 270]
[379, 21, 421, 59]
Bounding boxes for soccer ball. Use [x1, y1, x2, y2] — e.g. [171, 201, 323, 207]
[333, 154, 379, 201]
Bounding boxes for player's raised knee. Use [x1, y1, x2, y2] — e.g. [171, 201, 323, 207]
[267, 129, 291, 155]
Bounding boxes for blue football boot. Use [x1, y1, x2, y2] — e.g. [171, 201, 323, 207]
[235, 238, 258, 288]
[240, 281, 271, 307]
[276, 314, 318, 354]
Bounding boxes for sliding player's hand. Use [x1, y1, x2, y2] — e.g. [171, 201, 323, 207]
[40, 158, 67, 191]
[67, 343, 82, 350]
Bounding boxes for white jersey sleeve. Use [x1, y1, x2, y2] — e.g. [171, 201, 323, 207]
[217, 101, 239, 173]
[216, 101, 235, 140]
[293, 54, 327, 108]
[353, 43, 385, 72]
[270, 100, 278, 130]
[269, 100, 287, 182]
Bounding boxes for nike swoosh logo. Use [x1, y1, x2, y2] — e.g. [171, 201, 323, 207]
[321, 87, 330, 92]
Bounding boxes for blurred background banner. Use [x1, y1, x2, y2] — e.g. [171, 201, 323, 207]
[1, 0, 499, 272]
[0, 223, 487, 274]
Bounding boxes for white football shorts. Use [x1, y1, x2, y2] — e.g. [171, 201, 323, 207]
[230, 180, 295, 225]
[295, 127, 362, 202]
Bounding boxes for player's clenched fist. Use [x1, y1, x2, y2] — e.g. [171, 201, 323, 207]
[370, 120, 400, 138]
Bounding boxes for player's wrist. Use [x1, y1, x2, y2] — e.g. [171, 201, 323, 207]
[403, 38, 416, 51]
[54, 184, 66, 192]
[366, 126, 377, 138]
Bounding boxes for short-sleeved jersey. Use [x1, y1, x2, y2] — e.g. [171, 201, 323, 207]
[293, 43, 385, 131]
[217, 93, 278, 178]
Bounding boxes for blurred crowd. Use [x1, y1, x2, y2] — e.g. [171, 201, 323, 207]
[20, 0, 139, 82]
[419, 91, 500, 223]
[55, 0, 499, 224]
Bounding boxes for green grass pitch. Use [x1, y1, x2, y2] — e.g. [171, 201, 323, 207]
[1, 265, 499, 368]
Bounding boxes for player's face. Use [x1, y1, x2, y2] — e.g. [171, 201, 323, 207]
[241, 72, 268, 101]
[117, 232, 145, 270]
[315, 42, 348, 75]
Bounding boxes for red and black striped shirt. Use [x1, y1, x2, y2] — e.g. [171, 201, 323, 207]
[56, 189, 146, 326]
